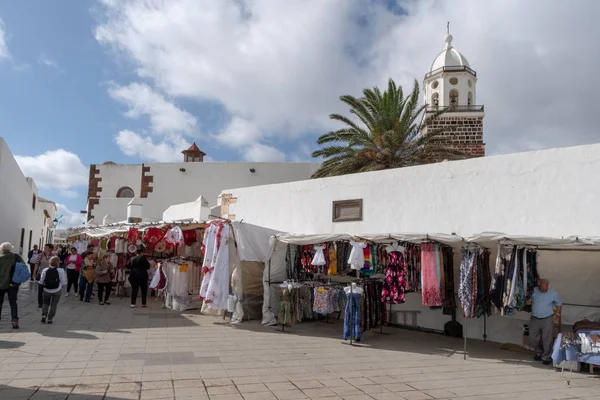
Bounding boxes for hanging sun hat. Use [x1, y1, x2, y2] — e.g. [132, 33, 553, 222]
[128, 243, 138, 254]
[154, 241, 166, 253]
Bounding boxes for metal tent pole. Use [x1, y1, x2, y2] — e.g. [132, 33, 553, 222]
[464, 317, 468, 360]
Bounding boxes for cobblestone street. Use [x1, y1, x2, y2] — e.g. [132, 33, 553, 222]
[0, 282, 598, 400]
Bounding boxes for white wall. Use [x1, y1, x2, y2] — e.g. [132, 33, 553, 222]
[225, 143, 600, 237]
[224, 143, 600, 344]
[93, 162, 321, 222]
[0, 138, 53, 256]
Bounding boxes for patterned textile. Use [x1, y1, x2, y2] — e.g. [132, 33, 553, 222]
[328, 245, 337, 275]
[279, 287, 294, 326]
[421, 244, 441, 306]
[344, 292, 362, 341]
[490, 245, 513, 312]
[441, 246, 455, 315]
[381, 251, 406, 304]
[313, 287, 334, 315]
[459, 248, 476, 317]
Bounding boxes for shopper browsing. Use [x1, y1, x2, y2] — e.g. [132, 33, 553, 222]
[39, 256, 67, 324]
[64, 247, 82, 297]
[79, 252, 96, 303]
[127, 246, 150, 308]
[96, 254, 114, 305]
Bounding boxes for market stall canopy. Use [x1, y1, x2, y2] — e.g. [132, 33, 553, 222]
[466, 232, 600, 250]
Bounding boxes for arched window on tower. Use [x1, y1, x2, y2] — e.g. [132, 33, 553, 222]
[468, 92, 473, 106]
[116, 187, 135, 198]
[431, 92, 439, 107]
[449, 89, 459, 107]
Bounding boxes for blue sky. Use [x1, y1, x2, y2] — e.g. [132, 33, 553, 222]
[0, 0, 599, 227]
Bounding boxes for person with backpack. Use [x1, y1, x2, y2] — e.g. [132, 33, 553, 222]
[0, 242, 26, 329]
[34, 244, 54, 308]
[39, 256, 67, 324]
[126, 246, 150, 308]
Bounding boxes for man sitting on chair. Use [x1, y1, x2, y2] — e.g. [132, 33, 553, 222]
[526, 278, 562, 365]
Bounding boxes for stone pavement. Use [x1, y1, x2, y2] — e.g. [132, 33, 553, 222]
[0, 282, 598, 400]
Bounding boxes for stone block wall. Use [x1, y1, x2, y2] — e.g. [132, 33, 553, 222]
[426, 115, 485, 158]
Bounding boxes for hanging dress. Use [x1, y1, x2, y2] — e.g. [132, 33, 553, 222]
[344, 291, 362, 341]
[421, 243, 442, 306]
[348, 241, 367, 270]
[381, 247, 407, 304]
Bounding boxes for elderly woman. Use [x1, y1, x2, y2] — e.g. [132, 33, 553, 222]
[79, 251, 96, 303]
[34, 244, 54, 308]
[96, 254, 114, 305]
[0, 242, 24, 329]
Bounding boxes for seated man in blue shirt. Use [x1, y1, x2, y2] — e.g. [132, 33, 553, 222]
[526, 279, 562, 365]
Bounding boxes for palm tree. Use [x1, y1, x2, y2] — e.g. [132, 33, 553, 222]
[311, 78, 464, 178]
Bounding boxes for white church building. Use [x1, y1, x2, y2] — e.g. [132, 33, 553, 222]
[86, 143, 320, 224]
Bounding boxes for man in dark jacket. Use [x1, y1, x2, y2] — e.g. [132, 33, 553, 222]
[126, 247, 150, 308]
[0, 242, 24, 329]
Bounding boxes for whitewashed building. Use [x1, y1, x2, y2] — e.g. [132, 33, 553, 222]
[0, 137, 57, 255]
[86, 143, 320, 223]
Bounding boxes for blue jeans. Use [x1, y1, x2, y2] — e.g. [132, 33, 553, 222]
[79, 276, 94, 302]
[344, 293, 362, 341]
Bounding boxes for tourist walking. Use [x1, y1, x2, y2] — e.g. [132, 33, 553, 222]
[39, 256, 67, 324]
[27, 244, 41, 281]
[0, 242, 25, 329]
[34, 244, 54, 308]
[127, 247, 150, 308]
[79, 252, 96, 303]
[64, 247, 82, 297]
[96, 254, 114, 305]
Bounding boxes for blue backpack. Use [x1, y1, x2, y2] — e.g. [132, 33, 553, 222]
[12, 261, 31, 284]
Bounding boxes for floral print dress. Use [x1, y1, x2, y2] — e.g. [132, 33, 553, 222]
[381, 250, 407, 304]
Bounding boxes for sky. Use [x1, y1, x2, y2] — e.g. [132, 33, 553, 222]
[1, 0, 599, 227]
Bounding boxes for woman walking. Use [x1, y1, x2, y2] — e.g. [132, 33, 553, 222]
[64, 247, 82, 297]
[126, 247, 150, 308]
[96, 254, 114, 305]
[39, 256, 67, 324]
[0, 242, 24, 329]
[34, 244, 54, 308]
[79, 252, 96, 303]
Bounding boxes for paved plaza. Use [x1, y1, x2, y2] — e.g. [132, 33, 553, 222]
[0, 282, 598, 400]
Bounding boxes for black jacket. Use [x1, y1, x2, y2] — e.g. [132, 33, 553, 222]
[127, 255, 150, 278]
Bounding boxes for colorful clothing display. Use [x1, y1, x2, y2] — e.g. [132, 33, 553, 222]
[490, 245, 539, 316]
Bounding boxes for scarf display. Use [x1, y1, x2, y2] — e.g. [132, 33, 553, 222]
[489, 245, 539, 316]
[421, 244, 443, 306]
[458, 247, 492, 318]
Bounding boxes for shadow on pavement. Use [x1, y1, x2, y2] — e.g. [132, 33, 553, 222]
[0, 384, 139, 399]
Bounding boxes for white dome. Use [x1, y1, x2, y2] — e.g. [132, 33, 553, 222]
[430, 34, 470, 71]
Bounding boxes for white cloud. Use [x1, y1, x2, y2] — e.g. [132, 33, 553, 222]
[244, 143, 286, 162]
[96, 0, 600, 158]
[38, 54, 62, 72]
[114, 129, 190, 162]
[109, 82, 197, 135]
[55, 203, 86, 228]
[15, 150, 88, 196]
[0, 17, 9, 60]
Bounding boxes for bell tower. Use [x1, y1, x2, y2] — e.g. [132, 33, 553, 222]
[182, 142, 206, 163]
[423, 32, 485, 158]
